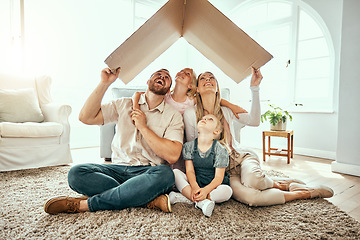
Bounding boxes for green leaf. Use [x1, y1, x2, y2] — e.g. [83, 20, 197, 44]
[270, 117, 278, 126]
[261, 104, 293, 124]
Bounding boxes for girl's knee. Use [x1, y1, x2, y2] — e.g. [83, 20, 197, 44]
[222, 185, 233, 202]
[173, 168, 185, 178]
[210, 185, 233, 203]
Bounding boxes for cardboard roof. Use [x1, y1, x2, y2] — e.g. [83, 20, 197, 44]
[105, 0, 273, 84]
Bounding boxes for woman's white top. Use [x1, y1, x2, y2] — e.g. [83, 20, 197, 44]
[183, 86, 260, 155]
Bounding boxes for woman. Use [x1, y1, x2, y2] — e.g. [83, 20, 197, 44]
[183, 68, 334, 206]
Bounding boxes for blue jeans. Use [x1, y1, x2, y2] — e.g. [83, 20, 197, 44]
[67, 163, 175, 212]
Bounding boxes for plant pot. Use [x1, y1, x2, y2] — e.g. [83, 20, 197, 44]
[270, 120, 287, 131]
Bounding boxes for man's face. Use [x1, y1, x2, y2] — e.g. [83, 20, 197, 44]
[147, 69, 172, 95]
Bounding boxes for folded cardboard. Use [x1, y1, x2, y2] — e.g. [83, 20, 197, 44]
[105, 0, 273, 84]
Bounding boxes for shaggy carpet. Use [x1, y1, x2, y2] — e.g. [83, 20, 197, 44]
[1, 166, 360, 240]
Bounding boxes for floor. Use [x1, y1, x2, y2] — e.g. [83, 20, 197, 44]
[70, 147, 360, 223]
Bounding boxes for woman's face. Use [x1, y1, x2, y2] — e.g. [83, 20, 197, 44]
[175, 68, 193, 87]
[197, 72, 218, 95]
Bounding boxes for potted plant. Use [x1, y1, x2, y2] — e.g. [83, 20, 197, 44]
[261, 104, 293, 131]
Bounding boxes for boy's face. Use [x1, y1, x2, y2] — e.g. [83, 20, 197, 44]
[197, 114, 220, 134]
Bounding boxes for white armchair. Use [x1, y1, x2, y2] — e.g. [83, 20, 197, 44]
[0, 73, 72, 171]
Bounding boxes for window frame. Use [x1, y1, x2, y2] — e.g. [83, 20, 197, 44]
[229, 0, 335, 113]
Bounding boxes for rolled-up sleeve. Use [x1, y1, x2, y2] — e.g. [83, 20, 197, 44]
[101, 99, 122, 125]
[163, 111, 184, 144]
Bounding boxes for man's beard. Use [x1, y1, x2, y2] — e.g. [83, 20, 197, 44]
[148, 81, 170, 95]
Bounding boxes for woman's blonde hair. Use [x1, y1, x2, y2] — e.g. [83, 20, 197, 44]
[195, 72, 228, 147]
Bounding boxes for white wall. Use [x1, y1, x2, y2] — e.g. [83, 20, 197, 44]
[331, 0, 360, 176]
[21, 0, 137, 149]
[219, 0, 343, 160]
[5, 0, 348, 159]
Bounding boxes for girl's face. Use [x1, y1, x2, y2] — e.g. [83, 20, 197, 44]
[175, 68, 193, 87]
[197, 72, 218, 95]
[197, 114, 220, 134]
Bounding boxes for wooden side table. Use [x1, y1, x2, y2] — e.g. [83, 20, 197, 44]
[262, 130, 293, 164]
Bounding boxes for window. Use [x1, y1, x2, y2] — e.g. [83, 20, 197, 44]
[229, 0, 335, 112]
[0, 0, 23, 73]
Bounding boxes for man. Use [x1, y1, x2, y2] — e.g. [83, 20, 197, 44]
[44, 68, 184, 214]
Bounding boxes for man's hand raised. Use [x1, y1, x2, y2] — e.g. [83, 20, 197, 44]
[101, 67, 120, 85]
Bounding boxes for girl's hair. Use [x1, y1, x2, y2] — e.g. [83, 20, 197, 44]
[186, 68, 197, 99]
[195, 72, 228, 148]
[170, 68, 197, 99]
[213, 115, 223, 140]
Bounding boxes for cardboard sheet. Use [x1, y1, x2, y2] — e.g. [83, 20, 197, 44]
[105, 0, 273, 84]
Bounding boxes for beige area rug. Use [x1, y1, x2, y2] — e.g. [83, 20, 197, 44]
[1, 166, 360, 240]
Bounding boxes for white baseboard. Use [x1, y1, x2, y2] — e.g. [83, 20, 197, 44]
[331, 161, 360, 177]
[243, 145, 336, 160]
[293, 147, 336, 160]
[70, 125, 100, 149]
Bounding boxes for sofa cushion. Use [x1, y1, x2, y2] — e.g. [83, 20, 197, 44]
[0, 88, 44, 123]
[0, 122, 63, 138]
[112, 87, 147, 99]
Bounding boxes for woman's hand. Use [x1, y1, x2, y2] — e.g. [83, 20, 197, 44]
[250, 67, 263, 87]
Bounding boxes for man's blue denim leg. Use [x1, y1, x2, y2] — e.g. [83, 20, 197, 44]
[67, 163, 175, 212]
[68, 163, 125, 196]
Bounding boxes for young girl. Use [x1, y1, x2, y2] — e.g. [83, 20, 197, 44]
[132, 68, 247, 116]
[171, 114, 233, 217]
